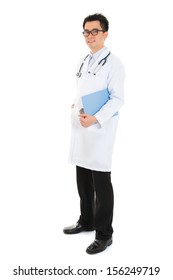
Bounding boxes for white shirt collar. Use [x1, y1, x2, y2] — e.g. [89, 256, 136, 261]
[90, 47, 107, 62]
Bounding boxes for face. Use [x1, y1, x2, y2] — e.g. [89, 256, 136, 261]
[83, 20, 108, 53]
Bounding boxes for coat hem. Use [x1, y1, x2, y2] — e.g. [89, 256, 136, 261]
[68, 160, 111, 172]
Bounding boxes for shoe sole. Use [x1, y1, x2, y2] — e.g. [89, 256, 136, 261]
[63, 228, 94, 234]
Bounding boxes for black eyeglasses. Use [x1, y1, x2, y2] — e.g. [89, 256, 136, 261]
[82, 28, 104, 37]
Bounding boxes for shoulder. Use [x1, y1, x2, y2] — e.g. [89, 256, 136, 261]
[78, 54, 90, 64]
[108, 53, 125, 77]
[110, 53, 124, 68]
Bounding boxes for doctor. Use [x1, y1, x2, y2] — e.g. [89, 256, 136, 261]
[63, 13, 125, 254]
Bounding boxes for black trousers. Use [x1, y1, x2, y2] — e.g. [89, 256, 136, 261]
[76, 166, 114, 240]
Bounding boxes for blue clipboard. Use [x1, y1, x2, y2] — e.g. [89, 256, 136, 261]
[81, 89, 110, 116]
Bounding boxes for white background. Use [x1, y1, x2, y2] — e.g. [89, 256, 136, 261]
[0, 0, 173, 279]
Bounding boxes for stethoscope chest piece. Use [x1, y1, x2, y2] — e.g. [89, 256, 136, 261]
[76, 72, 82, 78]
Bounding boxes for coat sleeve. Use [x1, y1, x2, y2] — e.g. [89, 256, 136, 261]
[94, 56, 125, 126]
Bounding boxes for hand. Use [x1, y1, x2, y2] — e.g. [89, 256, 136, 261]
[79, 114, 97, 128]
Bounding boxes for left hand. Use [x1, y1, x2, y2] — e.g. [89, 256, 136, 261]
[79, 114, 97, 128]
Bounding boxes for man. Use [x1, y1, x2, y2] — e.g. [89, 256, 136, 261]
[63, 13, 125, 254]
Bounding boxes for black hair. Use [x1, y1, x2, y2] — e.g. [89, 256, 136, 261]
[83, 13, 109, 32]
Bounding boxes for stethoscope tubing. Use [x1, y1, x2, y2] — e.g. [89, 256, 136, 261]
[76, 52, 111, 77]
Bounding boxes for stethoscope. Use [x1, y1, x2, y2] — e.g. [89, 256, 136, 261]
[76, 52, 111, 78]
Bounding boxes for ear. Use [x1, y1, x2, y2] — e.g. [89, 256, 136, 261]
[104, 31, 108, 40]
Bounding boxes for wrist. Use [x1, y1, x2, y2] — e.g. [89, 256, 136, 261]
[93, 116, 97, 123]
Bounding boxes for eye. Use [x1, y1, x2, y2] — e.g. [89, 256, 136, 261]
[91, 29, 98, 35]
[83, 30, 90, 37]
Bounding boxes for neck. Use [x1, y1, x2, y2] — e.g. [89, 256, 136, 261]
[90, 45, 105, 54]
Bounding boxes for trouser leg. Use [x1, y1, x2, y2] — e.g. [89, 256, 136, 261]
[92, 170, 114, 240]
[76, 166, 94, 228]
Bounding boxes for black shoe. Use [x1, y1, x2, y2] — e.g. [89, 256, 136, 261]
[86, 238, 112, 254]
[63, 222, 94, 234]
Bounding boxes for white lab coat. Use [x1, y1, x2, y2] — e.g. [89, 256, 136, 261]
[69, 48, 125, 171]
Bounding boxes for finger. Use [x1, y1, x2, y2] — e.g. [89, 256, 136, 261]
[79, 117, 87, 123]
[79, 113, 88, 118]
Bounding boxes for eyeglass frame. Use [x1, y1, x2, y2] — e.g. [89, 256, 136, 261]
[82, 28, 105, 37]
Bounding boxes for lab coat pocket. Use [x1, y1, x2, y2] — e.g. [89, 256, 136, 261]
[71, 106, 80, 126]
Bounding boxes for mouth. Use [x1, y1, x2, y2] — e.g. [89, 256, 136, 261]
[87, 39, 95, 44]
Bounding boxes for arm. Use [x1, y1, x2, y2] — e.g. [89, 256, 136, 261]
[94, 57, 125, 126]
